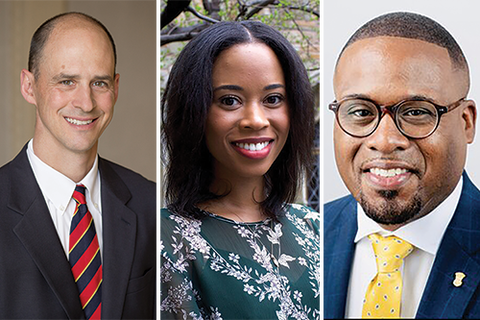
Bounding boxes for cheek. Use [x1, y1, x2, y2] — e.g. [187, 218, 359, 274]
[333, 125, 363, 188]
[275, 110, 290, 140]
[420, 131, 466, 184]
[205, 109, 232, 152]
[95, 92, 116, 111]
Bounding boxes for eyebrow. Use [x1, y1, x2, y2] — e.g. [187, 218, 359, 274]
[340, 93, 432, 103]
[213, 85, 243, 92]
[213, 83, 285, 92]
[52, 73, 114, 82]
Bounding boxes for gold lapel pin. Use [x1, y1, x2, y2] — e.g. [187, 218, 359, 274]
[453, 272, 466, 287]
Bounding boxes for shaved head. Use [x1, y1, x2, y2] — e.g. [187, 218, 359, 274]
[336, 12, 470, 92]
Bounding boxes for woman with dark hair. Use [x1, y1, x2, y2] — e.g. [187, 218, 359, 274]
[161, 21, 319, 319]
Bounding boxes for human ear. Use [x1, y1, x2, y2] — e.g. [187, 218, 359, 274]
[461, 99, 476, 144]
[20, 69, 37, 105]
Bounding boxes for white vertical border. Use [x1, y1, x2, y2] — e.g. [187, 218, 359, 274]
[156, 0, 161, 318]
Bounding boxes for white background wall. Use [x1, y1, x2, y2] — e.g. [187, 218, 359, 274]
[323, 0, 480, 202]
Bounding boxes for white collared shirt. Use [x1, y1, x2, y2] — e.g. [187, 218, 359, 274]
[345, 177, 463, 318]
[26, 139, 103, 259]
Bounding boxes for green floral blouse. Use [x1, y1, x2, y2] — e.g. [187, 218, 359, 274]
[160, 204, 320, 319]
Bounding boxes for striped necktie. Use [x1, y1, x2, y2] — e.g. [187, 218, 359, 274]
[69, 184, 102, 319]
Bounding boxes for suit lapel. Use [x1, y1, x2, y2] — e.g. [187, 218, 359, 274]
[416, 173, 480, 318]
[324, 196, 358, 319]
[99, 158, 137, 320]
[9, 146, 84, 319]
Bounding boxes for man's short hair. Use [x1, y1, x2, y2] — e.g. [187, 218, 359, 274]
[28, 12, 117, 79]
[338, 12, 468, 71]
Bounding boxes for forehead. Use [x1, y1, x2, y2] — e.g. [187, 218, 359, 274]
[212, 43, 285, 85]
[41, 19, 115, 73]
[334, 36, 467, 104]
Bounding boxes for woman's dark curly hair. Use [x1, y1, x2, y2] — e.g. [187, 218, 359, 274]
[161, 20, 315, 220]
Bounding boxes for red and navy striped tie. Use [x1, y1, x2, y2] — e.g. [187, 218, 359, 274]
[69, 184, 102, 319]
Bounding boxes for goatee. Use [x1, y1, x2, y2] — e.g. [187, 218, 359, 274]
[359, 189, 422, 225]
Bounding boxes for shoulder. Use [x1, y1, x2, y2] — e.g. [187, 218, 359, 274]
[325, 194, 356, 211]
[324, 194, 356, 215]
[100, 158, 155, 190]
[0, 147, 36, 202]
[324, 194, 357, 229]
[284, 203, 320, 235]
[286, 203, 319, 220]
[161, 207, 202, 235]
[0, 146, 29, 178]
[461, 171, 480, 203]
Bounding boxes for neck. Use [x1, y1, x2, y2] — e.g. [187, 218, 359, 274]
[32, 138, 97, 183]
[202, 175, 267, 222]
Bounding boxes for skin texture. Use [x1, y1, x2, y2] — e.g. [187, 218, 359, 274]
[202, 43, 290, 222]
[21, 16, 120, 182]
[333, 36, 476, 231]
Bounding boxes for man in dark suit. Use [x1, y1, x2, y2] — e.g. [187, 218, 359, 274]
[325, 12, 480, 318]
[0, 12, 155, 319]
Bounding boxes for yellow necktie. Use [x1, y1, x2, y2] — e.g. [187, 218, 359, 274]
[362, 234, 413, 318]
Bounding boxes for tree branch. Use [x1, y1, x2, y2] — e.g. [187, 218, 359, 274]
[161, 0, 192, 29]
[244, 0, 276, 20]
[285, 8, 316, 49]
[185, 6, 220, 24]
[284, 5, 319, 17]
[161, 23, 211, 46]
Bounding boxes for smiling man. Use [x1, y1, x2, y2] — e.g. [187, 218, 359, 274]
[0, 12, 155, 319]
[324, 12, 480, 319]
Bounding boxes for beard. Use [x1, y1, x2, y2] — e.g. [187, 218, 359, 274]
[359, 189, 423, 225]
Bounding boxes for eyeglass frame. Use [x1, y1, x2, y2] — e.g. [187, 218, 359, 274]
[328, 96, 465, 139]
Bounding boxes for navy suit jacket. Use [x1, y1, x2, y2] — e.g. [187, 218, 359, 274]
[324, 172, 480, 319]
[0, 145, 156, 319]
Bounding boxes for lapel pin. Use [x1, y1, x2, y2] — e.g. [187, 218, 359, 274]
[453, 272, 466, 287]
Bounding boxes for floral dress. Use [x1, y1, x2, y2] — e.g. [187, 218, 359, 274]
[161, 204, 320, 319]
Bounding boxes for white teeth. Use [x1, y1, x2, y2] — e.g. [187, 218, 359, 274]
[65, 117, 93, 125]
[370, 168, 407, 177]
[235, 141, 270, 151]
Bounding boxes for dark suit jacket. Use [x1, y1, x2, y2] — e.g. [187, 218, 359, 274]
[324, 172, 480, 319]
[0, 145, 156, 319]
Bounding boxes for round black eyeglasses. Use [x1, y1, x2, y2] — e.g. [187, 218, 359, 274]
[329, 97, 465, 139]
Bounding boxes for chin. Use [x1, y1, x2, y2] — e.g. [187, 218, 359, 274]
[65, 141, 98, 154]
[358, 189, 423, 226]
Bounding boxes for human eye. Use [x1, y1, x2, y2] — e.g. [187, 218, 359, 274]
[219, 96, 241, 108]
[340, 100, 377, 126]
[345, 104, 375, 118]
[92, 81, 108, 88]
[402, 108, 432, 117]
[60, 80, 75, 86]
[263, 94, 284, 107]
[399, 101, 437, 124]
[349, 108, 374, 117]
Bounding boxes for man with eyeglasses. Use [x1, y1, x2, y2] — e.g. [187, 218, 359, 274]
[324, 12, 480, 319]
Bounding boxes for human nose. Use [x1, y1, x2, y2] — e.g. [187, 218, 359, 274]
[72, 84, 95, 112]
[364, 114, 410, 153]
[239, 102, 270, 130]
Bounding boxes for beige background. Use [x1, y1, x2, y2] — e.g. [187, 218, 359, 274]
[0, 0, 156, 182]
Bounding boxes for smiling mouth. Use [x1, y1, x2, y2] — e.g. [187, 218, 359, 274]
[233, 141, 271, 152]
[368, 168, 408, 178]
[65, 117, 94, 125]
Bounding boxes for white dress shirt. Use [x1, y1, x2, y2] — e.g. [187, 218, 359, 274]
[345, 177, 463, 318]
[26, 139, 103, 259]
